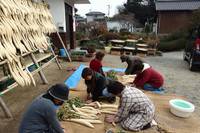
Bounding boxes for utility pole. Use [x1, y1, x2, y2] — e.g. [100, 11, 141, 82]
[107, 5, 110, 17]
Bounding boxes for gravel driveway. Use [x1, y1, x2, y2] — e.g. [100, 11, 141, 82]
[142, 51, 200, 116]
[104, 51, 200, 116]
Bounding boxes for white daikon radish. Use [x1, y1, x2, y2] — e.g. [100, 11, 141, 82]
[67, 119, 94, 128]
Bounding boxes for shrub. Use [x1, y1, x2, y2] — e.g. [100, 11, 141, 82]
[76, 32, 86, 40]
[119, 28, 129, 33]
[79, 39, 105, 51]
[119, 28, 131, 36]
[157, 30, 188, 51]
[137, 39, 146, 43]
[80, 44, 96, 53]
[88, 23, 108, 39]
[144, 23, 151, 35]
[158, 38, 186, 51]
[119, 35, 128, 40]
[160, 30, 187, 42]
[87, 44, 96, 53]
[126, 34, 140, 40]
[79, 39, 90, 47]
[109, 27, 118, 33]
[98, 32, 120, 44]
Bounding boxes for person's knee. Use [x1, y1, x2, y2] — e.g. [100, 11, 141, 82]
[120, 122, 129, 130]
[120, 121, 140, 131]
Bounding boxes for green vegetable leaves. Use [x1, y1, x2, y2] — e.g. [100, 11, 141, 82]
[107, 70, 118, 80]
[57, 97, 83, 120]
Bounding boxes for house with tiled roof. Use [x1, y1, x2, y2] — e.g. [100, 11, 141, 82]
[156, 0, 200, 34]
[86, 11, 106, 23]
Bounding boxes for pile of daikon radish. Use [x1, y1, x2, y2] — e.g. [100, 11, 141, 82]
[58, 100, 118, 128]
[0, 0, 56, 86]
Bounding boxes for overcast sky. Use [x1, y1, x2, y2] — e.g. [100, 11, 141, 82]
[75, 0, 127, 17]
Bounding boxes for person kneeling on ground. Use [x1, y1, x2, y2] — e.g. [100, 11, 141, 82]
[120, 55, 144, 75]
[90, 51, 105, 76]
[132, 60, 164, 91]
[82, 67, 116, 103]
[105, 81, 155, 131]
[19, 84, 69, 133]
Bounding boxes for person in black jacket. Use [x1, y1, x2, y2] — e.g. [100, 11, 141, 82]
[120, 55, 144, 75]
[82, 67, 116, 103]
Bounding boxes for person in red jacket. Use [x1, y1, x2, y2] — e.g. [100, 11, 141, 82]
[90, 51, 105, 76]
[132, 60, 164, 91]
[195, 34, 200, 50]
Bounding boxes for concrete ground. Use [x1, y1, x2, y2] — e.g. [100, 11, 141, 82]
[0, 51, 199, 133]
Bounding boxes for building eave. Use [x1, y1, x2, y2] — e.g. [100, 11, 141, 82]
[75, 0, 90, 4]
[155, 1, 200, 11]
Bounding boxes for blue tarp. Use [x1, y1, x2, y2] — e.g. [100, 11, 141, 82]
[65, 64, 125, 89]
[65, 64, 86, 89]
[102, 67, 125, 73]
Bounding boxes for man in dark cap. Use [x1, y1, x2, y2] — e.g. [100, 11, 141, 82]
[120, 55, 144, 75]
[19, 84, 69, 133]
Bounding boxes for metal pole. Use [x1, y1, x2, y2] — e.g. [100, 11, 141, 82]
[30, 53, 48, 84]
[56, 31, 72, 62]
[0, 97, 13, 119]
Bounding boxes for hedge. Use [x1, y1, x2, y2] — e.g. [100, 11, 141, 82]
[158, 38, 186, 52]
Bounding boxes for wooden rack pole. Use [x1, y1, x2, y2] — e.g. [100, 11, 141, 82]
[56, 31, 72, 62]
[49, 45, 62, 70]
[0, 97, 13, 119]
[30, 53, 48, 84]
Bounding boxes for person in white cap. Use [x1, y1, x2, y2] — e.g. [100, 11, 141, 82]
[19, 84, 69, 133]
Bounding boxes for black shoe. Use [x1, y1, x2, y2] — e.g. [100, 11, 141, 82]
[142, 123, 151, 130]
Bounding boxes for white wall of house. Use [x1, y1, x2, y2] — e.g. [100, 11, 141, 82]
[86, 15, 105, 23]
[107, 21, 121, 32]
[96, 15, 104, 19]
[47, 0, 75, 32]
[95, 15, 104, 22]
[87, 16, 94, 22]
[48, 0, 66, 31]
[107, 21, 139, 32]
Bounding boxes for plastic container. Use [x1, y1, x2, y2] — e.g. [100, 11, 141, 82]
[169, 99, 195, 118]
[59, 49, 66, 57]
